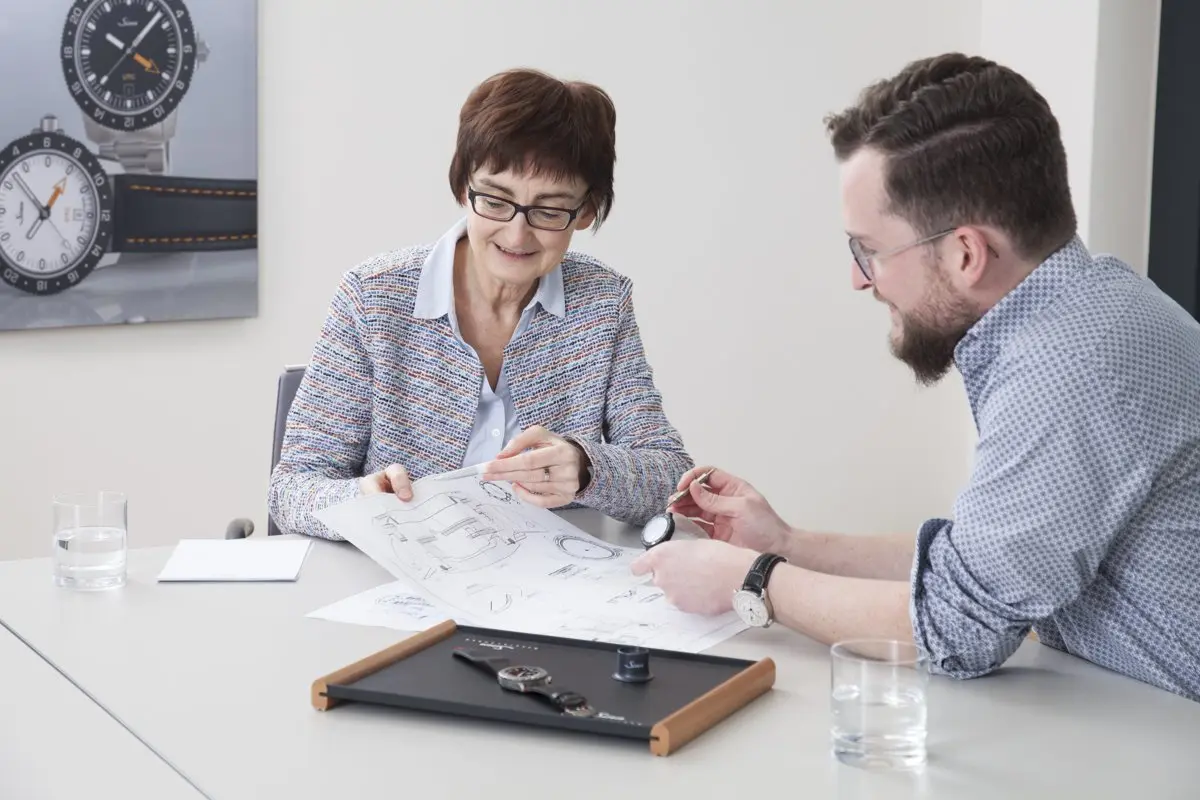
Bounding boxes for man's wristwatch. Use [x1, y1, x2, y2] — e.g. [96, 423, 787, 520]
[732, 553, 787, 628]
[61, 0, 210, 174]
[452, 647, 597, 717]
[0, 115, 256, 296]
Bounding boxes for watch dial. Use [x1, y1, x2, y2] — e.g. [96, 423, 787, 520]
[0, 131, 113, 295]
[498, 665, 549, 683]
[733, 590, 769, 627]
[61, 0, 198, 132]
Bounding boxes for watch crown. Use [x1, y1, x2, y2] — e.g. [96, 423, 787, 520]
[197, 38, 211, 62]
[35, 114, 61, 135]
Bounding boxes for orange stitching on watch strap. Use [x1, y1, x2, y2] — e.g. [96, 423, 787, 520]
[126, 184, 256, 198]
[125, 234, 256, 244]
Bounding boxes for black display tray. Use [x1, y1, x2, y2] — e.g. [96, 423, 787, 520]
[312, 620, 774, 756]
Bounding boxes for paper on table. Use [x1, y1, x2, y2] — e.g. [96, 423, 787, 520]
[306, 579, 454, 631]
[157, 538, 313, 582]
[310, 467, 748, 652]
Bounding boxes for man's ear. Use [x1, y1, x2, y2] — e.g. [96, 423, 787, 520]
[954, 226, 992, 288]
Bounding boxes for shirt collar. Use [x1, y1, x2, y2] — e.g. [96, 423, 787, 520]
[412, 216, 566, 320]
[953, 234, 1091, 380]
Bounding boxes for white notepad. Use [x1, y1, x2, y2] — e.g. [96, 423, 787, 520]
[156, 538, 313, 582]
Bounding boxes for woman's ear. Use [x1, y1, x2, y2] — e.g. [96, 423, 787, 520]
[575, 202, 598, 231]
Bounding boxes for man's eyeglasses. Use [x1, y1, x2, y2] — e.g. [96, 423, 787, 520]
[467, 187, 587, 232]
[848, 229, 957, 283]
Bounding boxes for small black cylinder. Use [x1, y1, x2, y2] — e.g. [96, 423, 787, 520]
[613, 646, 653, 683]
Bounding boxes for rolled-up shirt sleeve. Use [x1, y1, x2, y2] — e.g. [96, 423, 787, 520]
[909, 348, 1154, 678]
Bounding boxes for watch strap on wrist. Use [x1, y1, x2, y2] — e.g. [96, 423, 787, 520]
[742, 553, 787, 594]
[111, 173, 256, 253]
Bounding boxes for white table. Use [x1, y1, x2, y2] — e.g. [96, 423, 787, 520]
[0, 510, 1197, 799]
[0, 622, 204, 799]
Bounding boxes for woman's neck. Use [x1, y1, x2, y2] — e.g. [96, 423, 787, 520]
[454, 237, 537, 321]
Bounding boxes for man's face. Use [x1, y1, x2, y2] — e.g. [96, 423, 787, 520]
[839, 149, 979, 385]
[463, 164, 594, 289]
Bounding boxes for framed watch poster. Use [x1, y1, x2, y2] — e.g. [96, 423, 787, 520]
[0, 0, 257, 331]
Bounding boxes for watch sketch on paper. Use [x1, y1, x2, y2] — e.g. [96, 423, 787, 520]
[308, 469, 749, 653]
[0, 0, 257, 331]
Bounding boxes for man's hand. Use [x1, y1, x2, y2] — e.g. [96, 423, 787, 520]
[481, 425, 590, 508]
[630, 539, 758, 616]
[668, 466, 794, 555]
[358, 464, 413, 501]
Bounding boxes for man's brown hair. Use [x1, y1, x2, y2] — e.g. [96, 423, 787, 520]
[824, 52, 1076, 262]
[449, 68, 617, 230]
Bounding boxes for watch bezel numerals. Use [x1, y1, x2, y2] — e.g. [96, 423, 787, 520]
[0, 131, 114, 295]
[60, 0, 199, 133]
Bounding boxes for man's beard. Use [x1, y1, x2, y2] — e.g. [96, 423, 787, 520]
[884, 269, 979, 386]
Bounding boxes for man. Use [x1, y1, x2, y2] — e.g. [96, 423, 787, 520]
[632, 52, 1200, 702]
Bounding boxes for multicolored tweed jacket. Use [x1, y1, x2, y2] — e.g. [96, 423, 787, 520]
[267, 242, 693, 540]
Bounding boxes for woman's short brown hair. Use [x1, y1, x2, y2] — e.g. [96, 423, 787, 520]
[449, 68, 617, 230]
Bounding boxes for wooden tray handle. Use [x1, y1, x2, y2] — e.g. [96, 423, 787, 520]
[649, 656, 775, 756]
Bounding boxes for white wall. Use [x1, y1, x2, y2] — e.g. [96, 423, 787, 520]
[979, 0, 1161, 276]
[0, 0, 1158, 561]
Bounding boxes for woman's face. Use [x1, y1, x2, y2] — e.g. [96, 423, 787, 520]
[462, 165, 594, 289]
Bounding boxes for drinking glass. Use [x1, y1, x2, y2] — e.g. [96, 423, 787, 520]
[830, 638, 929, 770]
[52, 491, 128, 590]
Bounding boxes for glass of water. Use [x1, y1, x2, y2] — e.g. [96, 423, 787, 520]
[830, 638, 929, 770]
[52, 491, 128, 590]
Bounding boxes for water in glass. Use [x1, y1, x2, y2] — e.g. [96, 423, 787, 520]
[830, 639, 929, 770]
[54, 526, 127, 589]
[52, 491, 127, 590]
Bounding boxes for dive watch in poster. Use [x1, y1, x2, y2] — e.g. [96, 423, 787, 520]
[60, 0, 210, 174]
[0, 115, 255, 296]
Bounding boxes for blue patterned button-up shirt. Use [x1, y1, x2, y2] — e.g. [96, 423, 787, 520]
[910, 236, 1200, 702]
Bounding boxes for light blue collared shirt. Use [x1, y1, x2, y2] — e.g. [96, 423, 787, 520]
[909, 235, 1200, 702]
[411, 217, 565, 468]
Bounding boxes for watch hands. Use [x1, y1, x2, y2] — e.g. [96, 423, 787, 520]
[105, 33, 126, 50]
[13, 173, 50, 241]
[46, 179, 66, 210]
[130, 11, 163, 49]
[133, 53, 160, 73]
[12, 173, 45, 212]
[100, 10, 163, 85]
[17, 178, 71, 245]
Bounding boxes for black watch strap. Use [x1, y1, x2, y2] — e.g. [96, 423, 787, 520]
[111, 173, 256, 253]
[451, 647, 510, 677]
[742, 553, 787, 593]
[530, 685, 595, 717]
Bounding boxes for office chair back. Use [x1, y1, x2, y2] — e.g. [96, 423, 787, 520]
[267, 364, 307, 536]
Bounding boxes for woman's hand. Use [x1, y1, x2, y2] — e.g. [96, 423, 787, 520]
[481, 425, 591, 508]
[358, 464, 413, 501]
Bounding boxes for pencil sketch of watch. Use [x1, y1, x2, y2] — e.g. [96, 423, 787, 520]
[60, 0, 210, 174]
[452, 647, 598, 718]
[0, 115, 255, 296]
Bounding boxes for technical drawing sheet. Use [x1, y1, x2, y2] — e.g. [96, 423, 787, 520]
[309, 469, 747, 653]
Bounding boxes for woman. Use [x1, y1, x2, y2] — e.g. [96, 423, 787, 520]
[267, 68, 693, 540]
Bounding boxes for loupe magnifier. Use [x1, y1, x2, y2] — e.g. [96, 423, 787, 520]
[640, 513, 675, 548]
[640, 467, 715, 549]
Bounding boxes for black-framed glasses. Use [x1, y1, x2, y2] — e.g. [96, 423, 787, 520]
[467, 187, 587, 232]
[848, 228, 1000, 282]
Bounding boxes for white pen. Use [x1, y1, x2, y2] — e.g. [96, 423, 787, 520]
[423, 463, 488, 482]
